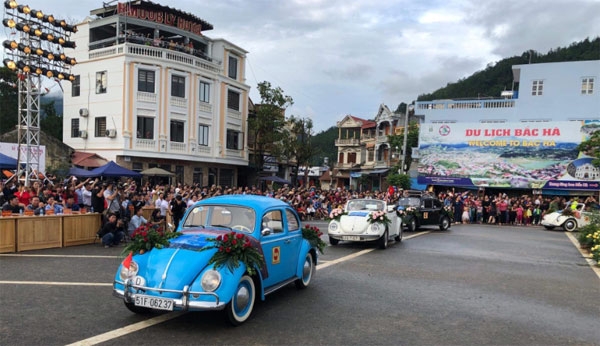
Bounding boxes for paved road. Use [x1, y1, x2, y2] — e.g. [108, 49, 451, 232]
[1, 223, 599, 345]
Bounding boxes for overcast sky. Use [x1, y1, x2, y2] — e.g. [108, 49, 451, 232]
[6, 0, 600, 132]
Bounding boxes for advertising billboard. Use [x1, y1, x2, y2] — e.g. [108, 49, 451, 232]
[417, 121, 600, 191]
[0, 142, 46, 173]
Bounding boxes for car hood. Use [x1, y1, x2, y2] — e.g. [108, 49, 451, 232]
[339, 211, 371, 233]
[135, 245, 215, 295]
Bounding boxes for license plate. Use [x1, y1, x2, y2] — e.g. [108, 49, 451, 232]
[134, 294, 174, 311]
[342, 235, 360, 241]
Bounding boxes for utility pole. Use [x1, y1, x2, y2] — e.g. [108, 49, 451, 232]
[400, 104, 412, 174]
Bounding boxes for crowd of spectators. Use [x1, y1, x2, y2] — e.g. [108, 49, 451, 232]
[2, 176, 599, 247]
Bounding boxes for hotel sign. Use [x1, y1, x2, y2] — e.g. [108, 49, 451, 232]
[117, 3, 203, 35]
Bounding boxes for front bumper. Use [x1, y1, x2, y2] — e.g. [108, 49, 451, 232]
[328, 233, 383, 242]
[113, 279, 226, 311]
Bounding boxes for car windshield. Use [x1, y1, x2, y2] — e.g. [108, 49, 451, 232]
[397, 197, 421, 208]
[181, 205, 256, 233]
[346, 200, 384, 212]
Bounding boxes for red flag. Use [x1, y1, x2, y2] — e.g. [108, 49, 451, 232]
[122, 252, 133, 270]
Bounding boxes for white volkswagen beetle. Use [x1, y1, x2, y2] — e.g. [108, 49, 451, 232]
[541, 203, 593, 232]
[327, 199, 402, 249]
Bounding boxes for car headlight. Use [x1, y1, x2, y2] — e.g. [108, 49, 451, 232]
[370, 223, 381, 232]
[119, 261, 139, 280]
[201, 270, 222, 292]
[328, 222, 339, 232]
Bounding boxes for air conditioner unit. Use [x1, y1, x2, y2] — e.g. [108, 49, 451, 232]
[106, 129, 117, 138]
[79, 130, 88, 139]
[79, 108, 89, 117]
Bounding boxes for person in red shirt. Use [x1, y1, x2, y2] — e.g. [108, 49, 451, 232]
[14, 184, 31, 206]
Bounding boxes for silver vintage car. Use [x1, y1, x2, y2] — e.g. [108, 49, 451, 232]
[327, 199, 402, 249]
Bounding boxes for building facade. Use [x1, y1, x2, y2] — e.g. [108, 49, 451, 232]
[333, 104, 409, 191]
[414, 60, 600, 195]
[62, 1, 250, 187]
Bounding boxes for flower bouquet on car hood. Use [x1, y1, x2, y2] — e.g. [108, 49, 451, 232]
[122, 224, 181, 255]
[201, 231, 264, 276]
[396, 206, 420, 222]
[367, 210, 391, 227]
[329, 208, 347, 221]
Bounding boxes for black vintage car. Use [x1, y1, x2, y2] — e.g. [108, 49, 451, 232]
[396, 191, 451, 232]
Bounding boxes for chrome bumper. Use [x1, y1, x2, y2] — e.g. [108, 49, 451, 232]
[113, 279, 226, 311]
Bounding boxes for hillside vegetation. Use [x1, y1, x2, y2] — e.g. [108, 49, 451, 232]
[312, 37, 600, 166]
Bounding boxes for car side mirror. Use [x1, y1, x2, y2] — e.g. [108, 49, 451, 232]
[261, 228, 272, 236]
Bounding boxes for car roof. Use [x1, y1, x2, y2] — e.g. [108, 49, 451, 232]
[195, 194, 289, 211]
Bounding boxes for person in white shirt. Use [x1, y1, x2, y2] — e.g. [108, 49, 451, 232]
[128, 207, 148, 237]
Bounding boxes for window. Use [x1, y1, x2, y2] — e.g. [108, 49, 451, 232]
[581, 77, 594, 95]
[368, 149, 374, 162]
[219, 168, 233, 188]
[95, 117, 106, 137]
[170, 120, 184, 142]
[71, 118, 79, 138]
[348, 152, 357, 164]
[199, 81, 210, 103]
[138, 69, 155, 93]
[338, 152, 344, 163]
[531, 80, 543, 96]
[227, 89, 240, 111]
[193, 167, 203, 186]
[198, 124, 209, 146]
[226, 129, 241, 150]
[228, 55, 238, 79]
[285, 209, 300, 232]
[132, 162, 143, 172]
[171, 75, 185, 98]
[96, 71, 107, 94]
[71, 75, 80, 97]
[137, 117, 154, 139]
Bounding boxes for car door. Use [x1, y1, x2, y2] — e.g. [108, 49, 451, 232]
[421, 198, 439, 226]
[260, 208, 300, 288]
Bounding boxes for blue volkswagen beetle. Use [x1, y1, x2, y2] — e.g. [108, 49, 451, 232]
[113, 195, 318, 325]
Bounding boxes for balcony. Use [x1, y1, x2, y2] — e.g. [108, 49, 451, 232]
[169, 142, 187, 152]
[135, 138, 157, 150]
[88, 42, 222, 74]
[335, 138, 360, 146]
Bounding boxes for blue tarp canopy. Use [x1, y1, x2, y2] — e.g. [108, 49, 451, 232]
[67, 166, 96, 177]
[89, 161, 142, 178]
[259, 175, 292, 185]
[0, 153, 18, 169]
[410, 177, 429, 191]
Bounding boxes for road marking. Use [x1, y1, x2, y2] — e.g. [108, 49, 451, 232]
[64, 312, 186, 346]
[0, 281, 112, 286]
[565, 232, 600, 280]
[317, 248, 375, 270]
[316, 231, 431, 271]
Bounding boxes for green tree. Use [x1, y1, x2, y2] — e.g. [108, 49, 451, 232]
[40, 100, 63, 141]
[386, 172, 411, 190]
[248, 81, 293, 182]
[279, 116, 318, 186]
[309, 126, 337, 167]
[0, 67, 18, 134]
[577, 130, 600, 167]
[387, 120, 419, 172]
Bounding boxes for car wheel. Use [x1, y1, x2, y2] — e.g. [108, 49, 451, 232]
[543, 226, 555, 230]
[562, 219, 577, 232]
[407, 218, 416, 232]
[226, 275, 255, 326]
[124, 301, 153, 314]
[394, 223, 402, 242]
[295, 252, 314, 289]
[378, 230, 389, 249]
[439, 216, 450, 231]
[329, 236, 339, 246]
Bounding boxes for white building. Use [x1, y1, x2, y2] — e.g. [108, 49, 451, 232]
[414, 60, 600, 195]
[62, 1, 250, 187]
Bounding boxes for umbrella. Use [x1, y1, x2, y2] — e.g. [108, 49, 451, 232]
[259, 176, 292, 185]
[140, 167, 175, 176]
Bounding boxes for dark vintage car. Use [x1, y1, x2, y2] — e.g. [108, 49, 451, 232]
[396, 191, 451, 232]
